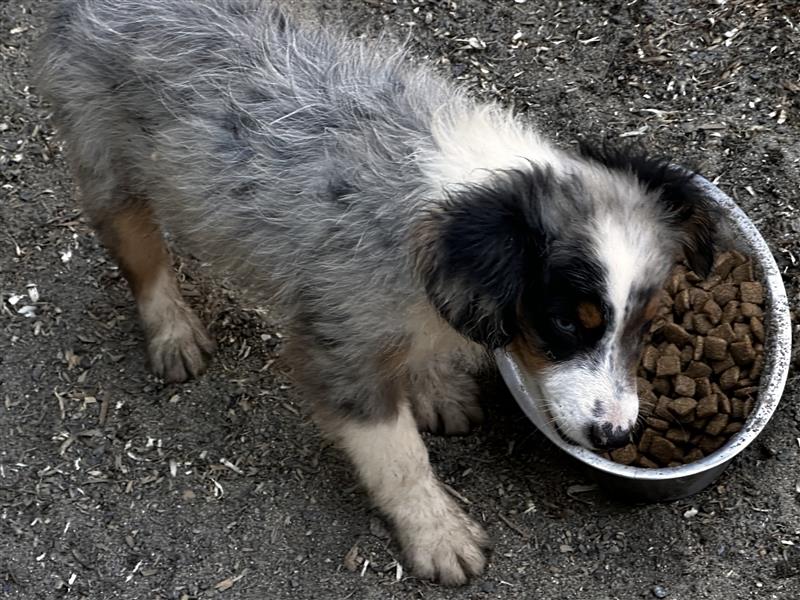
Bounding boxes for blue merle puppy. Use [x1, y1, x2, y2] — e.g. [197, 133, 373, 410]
[35, 0, 715, 585]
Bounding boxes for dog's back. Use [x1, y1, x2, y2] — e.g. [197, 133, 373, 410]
[36, 0, 451, 306]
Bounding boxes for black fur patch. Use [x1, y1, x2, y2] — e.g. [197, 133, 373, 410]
[578, 141, 717, 276]
[416, 167, 555, 348]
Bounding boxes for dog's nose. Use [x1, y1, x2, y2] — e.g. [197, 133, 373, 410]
[589, 422, 631, 449]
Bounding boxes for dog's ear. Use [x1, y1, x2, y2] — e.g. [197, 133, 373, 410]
[414, 169, 550, 348]
[579, 142, 717, 277]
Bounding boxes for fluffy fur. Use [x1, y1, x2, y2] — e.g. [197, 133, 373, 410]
[35, 0, 716, 585]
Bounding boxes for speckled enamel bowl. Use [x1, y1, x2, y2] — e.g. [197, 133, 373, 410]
[496, 172, 792, 502]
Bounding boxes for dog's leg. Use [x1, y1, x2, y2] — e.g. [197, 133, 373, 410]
[91, 201, 215, 382]
[323, 402, 490, 585]
[411, 361, 484, 435]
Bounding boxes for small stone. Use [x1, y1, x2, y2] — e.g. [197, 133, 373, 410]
[694, 377, 712, 398]
[662, 322, 692, 346]
[695, 394, 719, 419]
[750, 317, 765, 343]
[693, 314, 714, 334]
[685, 360, 712, 378]
[705, 413, 729, 436]
[646, 417, 670, 431]
[673, 374, 696, 397]
[708, 323, 735, 342]
[649, 437, 677, 465]
[642, 346, 659, 372]
[609, 443, 638, 465]
[739, 282, 764, 305]
[730, 339, 755, 366]
[719, 366, 741, 390]
[704, 336, 728, 360]
[666, 428, 690, 444]
[656, 355, 681, 377]
[740, 302, 763, 318]
[701, 299, 722, 324]
[712, 283, 738, 306]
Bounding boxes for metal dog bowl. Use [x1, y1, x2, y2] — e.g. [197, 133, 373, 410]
[496, 173, 792, 502]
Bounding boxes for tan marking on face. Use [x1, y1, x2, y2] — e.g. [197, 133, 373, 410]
[508, 337, 554, 373]
[577, 301, 604, 329]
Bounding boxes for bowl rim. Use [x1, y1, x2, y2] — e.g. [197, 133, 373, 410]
[495, 171, 793, 482]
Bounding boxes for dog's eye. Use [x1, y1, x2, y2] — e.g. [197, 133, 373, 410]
[552, 316, 577, 334]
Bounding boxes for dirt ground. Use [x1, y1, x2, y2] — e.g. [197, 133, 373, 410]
[1, 1, 799, 599]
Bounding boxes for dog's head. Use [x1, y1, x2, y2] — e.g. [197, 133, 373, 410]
[415, 145, 716, 449]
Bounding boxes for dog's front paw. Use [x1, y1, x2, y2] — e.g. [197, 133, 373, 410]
[145, 305, 215, 383]
[414, 395, 484, 436]
[398, 502, 490, 586]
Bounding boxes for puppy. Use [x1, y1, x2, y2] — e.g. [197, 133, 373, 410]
[36, 0, 715, 585]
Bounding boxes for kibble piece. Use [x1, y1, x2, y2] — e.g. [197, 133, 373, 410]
[652, 377, 671, 396]
[712, 283, 738, 306]
[712, 251, 739, 279]
[671, 397, 697, 422]
[721, 300, 740, 324]
[694, 377, 712, 398]
[737, 377, 753, 388]
[708, 323, 735, 342]
[656, 355, 681, 377]
[750, 317, 765, 343]
[712, 357, 735, 375]
[698, 435, 726, 454]
[646, 417, 670, 431]
[732, 323, 752, 342]
[730, 339, 755, 366]
[689, 288, 711, 311]
[718, 393, 732, 414]
[749, 355, 764, 379]
[692, 336, 705, 361]
[654, 396, 673, 420]
[637, 377, 652, 394]
[740, 302, 763, 318]
[705, 413, 729, 436]
[739, 282, 763, 305]
[674, 289, 691, 314]
[685, 360, 712, 379]
[693, 314, 714, 334]
[698, 274, 722, 291]
[701, 299, 722, 324]
[719, 365, 740, 391]
[649, 437, 677, 465]
[638, 428, 658, 453]
[642, 345, 659, 372]
[673, 374, 696, 397]
[641, 389, 658, 412]
[695, 394, 719, 419]
[679, 345, 694, 366]
[731, 262, 753, 283]
[743, 398, 755, 418]
[663, 322, 692, 346]
[734, 386, 758, 399]
[692, 418, 708, 430]
[683, 448, 705, 463]
[731, 398, 746, 419]
[704, 336, 728, 361]
[609, 443, 638, 465]
[666, 428, 690, 444]
[680, 312, 694, 331]
[723, 422, 743, 435]
[637, 455, 660, 469]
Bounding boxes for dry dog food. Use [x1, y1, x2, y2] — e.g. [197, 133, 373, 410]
[604, 250, 766, 468]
